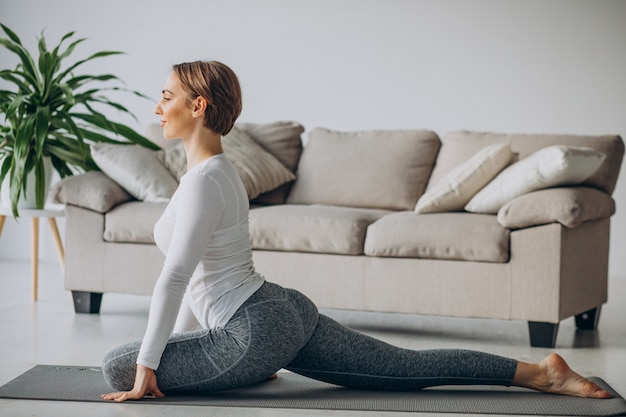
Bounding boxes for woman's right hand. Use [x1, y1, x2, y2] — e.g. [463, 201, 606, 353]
[101, 365, 165, 402]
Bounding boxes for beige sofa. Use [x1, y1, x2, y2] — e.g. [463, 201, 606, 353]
[52, 121, 624, 348]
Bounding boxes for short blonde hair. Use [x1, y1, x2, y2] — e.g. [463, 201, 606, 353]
[172, 61, 242, 136]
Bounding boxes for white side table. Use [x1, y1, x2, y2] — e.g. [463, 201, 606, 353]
[0, 205, 65, 301]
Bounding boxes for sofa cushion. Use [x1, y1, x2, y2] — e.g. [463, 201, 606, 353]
[91, 143, 179, 203]
[415, 143, 512, 213]
[427, 130, 624, 195]
[156, 142, 187, 180]
[465, 145, 606, 213]
[364, 212, 510, 262]
[103, 202, 166, 243]
[50, 171, 133, 213]
[147, 120, 305, 205]
[156, 128, 296, 200]
[239, 121, 305, 205]
[286, 128, 440, 210]
[223, 128, 296, 199]
[250, 204, 391, 255]
[497, 187, 615, 229]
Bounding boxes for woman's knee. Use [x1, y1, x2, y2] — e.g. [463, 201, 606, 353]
[101, 343, 141, 391]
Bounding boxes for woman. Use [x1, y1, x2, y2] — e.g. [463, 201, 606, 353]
[101, 61, 610, 402]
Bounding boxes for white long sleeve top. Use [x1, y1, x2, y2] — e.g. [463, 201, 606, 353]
[136, 153, 265, 370]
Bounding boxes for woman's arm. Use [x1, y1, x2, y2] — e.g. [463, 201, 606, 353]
[102, 171, 225, 402]
[137, 172, 226, 370]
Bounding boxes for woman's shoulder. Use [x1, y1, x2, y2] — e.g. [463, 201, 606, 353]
[181, 154, 234, 186]
[184, 154, 226, 175]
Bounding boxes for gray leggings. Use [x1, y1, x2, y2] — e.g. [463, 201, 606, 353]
[102, 282, 517, 392]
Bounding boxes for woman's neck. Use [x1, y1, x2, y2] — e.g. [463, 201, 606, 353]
[183, 130, 224, 171]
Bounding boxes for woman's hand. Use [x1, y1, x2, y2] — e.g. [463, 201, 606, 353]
[101, 365, 165, 402]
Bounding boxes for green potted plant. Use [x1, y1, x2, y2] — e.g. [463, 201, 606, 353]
[0, 23, 158, 217]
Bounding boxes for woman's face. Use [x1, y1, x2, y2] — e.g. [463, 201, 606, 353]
[154, 73, 196, 140]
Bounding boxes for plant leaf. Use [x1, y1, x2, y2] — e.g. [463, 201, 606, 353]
[57, 36, 84, 61]
[56, 50, 124, 81]
[0, 36, 41, 95]
[0, 156, 12, 189]
[34, 106, 50, 159]
[0, 23, 22, 45]
[0, 69, 33, 93]
[34, 156, 46, 208]
[51, 30, 77, 60]
[4, 94, 25, 120]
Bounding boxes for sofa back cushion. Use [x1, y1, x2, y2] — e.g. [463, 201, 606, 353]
[286, 128, 441, 210]
[427, 131, 624, 195]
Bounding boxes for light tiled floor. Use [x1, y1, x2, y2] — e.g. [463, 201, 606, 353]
[1, 259, 625, 416]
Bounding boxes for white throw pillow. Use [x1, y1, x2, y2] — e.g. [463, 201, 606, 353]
[415, 143, 512, 213]
[91, 143, 179, 202]
[465, 145, 606, 214]
[155, 127, 296, 200]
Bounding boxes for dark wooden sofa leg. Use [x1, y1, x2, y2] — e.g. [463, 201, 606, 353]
[575, 306, 602, 330]
[528, 321, 559, 348]
[71, 291, 103, 314]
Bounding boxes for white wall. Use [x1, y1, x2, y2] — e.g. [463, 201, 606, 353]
[1, 0, 625, 275]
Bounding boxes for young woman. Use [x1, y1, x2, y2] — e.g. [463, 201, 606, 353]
[101, 61, 611, 402]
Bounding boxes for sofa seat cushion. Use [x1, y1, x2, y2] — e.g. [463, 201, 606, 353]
[250, 204, 391, 255]
[104, 202, 167, 243]
[364, 212, 510, 262]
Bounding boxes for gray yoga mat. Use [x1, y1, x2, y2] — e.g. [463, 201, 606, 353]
[1, 365, 625, 415]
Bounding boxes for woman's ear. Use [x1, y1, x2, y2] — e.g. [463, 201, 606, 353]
[192, 96, 208, 118]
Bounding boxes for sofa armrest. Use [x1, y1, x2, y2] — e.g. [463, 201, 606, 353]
[50, 171, 134, 213]
[497, 186, 615, 229]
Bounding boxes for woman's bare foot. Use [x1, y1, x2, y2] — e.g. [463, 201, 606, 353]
[513, 353, 611, 398]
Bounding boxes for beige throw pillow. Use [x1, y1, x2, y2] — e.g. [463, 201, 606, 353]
[238, 121, 305, 205]
[91, 143, 179, 202]
[465, 146, 606, 214]
[156, 127, 296, 200]
[50, 171, 133, 213]
[150, 120, 305, 204]
[415, 143, 512, 213]
[222, 128, 296, 199]
[155, 143, 187, 181]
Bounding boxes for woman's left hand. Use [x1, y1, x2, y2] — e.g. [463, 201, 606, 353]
[101, 365, 165, 402]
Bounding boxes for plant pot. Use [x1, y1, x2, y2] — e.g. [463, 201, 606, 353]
[0, 158, 53, 210]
